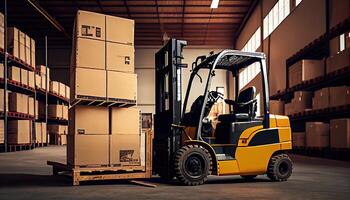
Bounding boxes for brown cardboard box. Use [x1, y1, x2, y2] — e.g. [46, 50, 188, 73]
[63, 105, 68, 120]
[7, 120, 31, 144]
[75, 10, 106, 40]
[28, 97, 34, 116]
[69, 105, 108, 135]
[330, 118, 350, 148]
[111, 107, 140, 134]
[73, 37, 105, 70]
[0, 120, 4, 144]
[306, 122, 329, 148]
[9, 92, 28, 114]
[30, 38, 36, 67]
[28, 71, 34, 88]
[107, 71, 137, 101]
[20, 69, 28, 86]
[106, 15, 134, 45]
[292, 132, 305, 147]
[110, 134, 141, 166]
[19, 43, 26, 62]
[60, 135, 67, 145]
[270, 100, 284, 115]
[49, 81, 59, 94]
[313, 87, 330, 109]
[0, 89, 9, 112]
[292, 91, 313, 113]
[106, 42, 134, 73]
[59, 82, 66, 97]
[67, 134, 109, 166]
[329, 86, 350, 107]
[41, 75, 49, 90]
[48, 124, 67, 135]
[42, 122, 47, 143]
[35, 74, 41, 89]
[37, 65, 50, 75]
[289, 59, 324, 87]
[7, 27, 20, 58]
[326, 48, 350, 73]
[35, 122, 42, 143]
[71, 67, 107, 99]
[0, 63, 3, 78]
[25, 46, 30, 65]
[8, 66, 21, 82]
[284, 103, 293, 116]
[35, 99, 38, 119]
[65, 85, 70, 99]
[48, 104, 63, 119]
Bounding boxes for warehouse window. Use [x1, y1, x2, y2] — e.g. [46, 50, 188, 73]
[339, 34, 346, 52]
[263, 0, 290, 39]
[239, 27, 261, 90]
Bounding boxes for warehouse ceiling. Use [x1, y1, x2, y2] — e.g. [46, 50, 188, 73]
[2, 0, 256, 46]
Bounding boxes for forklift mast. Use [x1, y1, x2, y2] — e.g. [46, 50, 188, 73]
[154, 39, 187, 178]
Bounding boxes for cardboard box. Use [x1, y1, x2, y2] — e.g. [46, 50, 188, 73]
[7, 120, 31, 144]
[59, 82, 66, 97]
[28, 97, 34, 116]
[284, 103, 293, 116]
[0, 120, 4, 144]
[0, 89, 9, 112]
[20, 69, 28, 86]
[106, 15, 134, 45]
[326, 48, 350, 73]
[329, 86, 350, 107]
[292, 91, 313, 113]
[35, 122, 42, 143]
[306, 122, 329, 148]
[7, 27, 20, 58]
[289, 59, 324, 87]
[106, 42, 134, 73]
[48, 104, 63, 119]
[35, 74, 41, 89]
[107, 71, 137, 101]
[270, 100, 284, 115]
[25, 46, 30, 65]
[9, 92, 28, 114]
[67, 134, 109, 166]
[41, 75, 49, 90]
[19, 43, 26, 62]
[30, 38, 36, 68]
[49, 81, 59, 94]
[50, 134, 67, 145]
[313, 87, 330, 109]
[42, 122, 47, 143]
[37, 65, 50, 75]
[73, 37, 105, 70]
[8, 66, 21, 82]
[65, 85, 70, 99]
[292, 132, 305, 147]
[111, 107, 140, 134]
[63, 105, 68, 120]
[48, 124, 67, 135]
[71, 67, 107, 99]
[0, 63, 3, 78]
[28, 71, 34, 88]
[110, 134, 140, 166]
[75, 10, 106, 40]
[69, 105, 108, 135]
[35, 99, 38, 119]
[330, 118, 350, 148]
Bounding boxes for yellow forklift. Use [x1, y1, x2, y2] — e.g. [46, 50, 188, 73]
[154, 39, 293, 186]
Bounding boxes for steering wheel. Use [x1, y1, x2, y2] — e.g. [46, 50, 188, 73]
[208, 91, 224, 103]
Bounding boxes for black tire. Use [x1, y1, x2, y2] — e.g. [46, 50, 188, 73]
[267, 153, 293, 182]
[240, 175, 257, 180]
[174, 144, 212, 186]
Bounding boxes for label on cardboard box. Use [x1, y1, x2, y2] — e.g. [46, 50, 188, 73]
[76, 10, 106, 40]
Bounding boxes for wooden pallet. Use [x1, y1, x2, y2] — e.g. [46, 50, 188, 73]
[0, 111, 35, 120]
[71, 95, 136, 108]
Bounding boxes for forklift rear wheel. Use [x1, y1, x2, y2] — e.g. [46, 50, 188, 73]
[267, 153, 293, 182]
[174, 144, 212, 186]
[240, 175, 257, 180]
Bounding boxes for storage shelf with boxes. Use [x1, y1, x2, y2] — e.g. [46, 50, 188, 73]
[48, 10, 152, 184]
[269, 18, 350, 160]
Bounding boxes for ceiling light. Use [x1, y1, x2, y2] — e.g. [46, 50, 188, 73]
[210, 0, 220, 9]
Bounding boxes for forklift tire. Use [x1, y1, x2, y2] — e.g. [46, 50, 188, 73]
[240, 175, 257, 180]
[174, 144, 212, 186]
[267, 153, 293, 182]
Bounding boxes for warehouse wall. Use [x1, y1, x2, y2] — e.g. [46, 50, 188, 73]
[135, 46, 228, 114]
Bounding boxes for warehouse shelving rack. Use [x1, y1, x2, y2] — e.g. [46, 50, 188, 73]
[269, 17, 350, 160]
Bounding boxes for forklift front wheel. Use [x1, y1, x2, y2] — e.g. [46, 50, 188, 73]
[174, 144, 212, 186]
[267, 153, 293, 182]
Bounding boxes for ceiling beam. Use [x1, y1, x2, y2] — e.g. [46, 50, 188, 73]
[234, 0, 259, 41]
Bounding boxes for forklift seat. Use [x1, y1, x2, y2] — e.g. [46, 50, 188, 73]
[218, 86, 257, 122]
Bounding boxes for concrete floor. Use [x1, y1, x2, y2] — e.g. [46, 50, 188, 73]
[0, 146, 349, 200]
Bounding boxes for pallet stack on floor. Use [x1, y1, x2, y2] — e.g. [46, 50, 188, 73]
[64, 10, 151, 184]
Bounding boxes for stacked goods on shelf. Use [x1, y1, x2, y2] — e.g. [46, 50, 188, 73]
[270, 100, 284, 115]
[68, 11, 147, 171]
[288, 59, 324, 87]
[326, 48, 350, 73]
[7, 27, 35, 66]
[330, 118, 350, 149]
[305, 122, 329, 148]
[312, 88, 330, 110]
[7, 120, 31, 144]
[0, 13, 3, 49]
[48, 124, 67, 145]
[0, 89, 9, 112]
[36, 65, 50, 91]
[34, 122, 47, 144]
[49, 80, 70, 99]
[70, 10, 136, 103]
[48, 103, 68, 120]
[284, 91, 312, 115]
[292, 132, 305, 148]
[329, 86, 350, 107]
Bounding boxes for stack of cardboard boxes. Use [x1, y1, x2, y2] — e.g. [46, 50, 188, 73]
[288, 59, 324, 88]
[34, 122, 47, 144]
[7, 27, 35, 67]
[0, 13, 4, 49]
[49, 80, 70, 99]
[48, 124, 68, 145]
[284, 91, 312, 115]
[68, 10, 142, 167]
